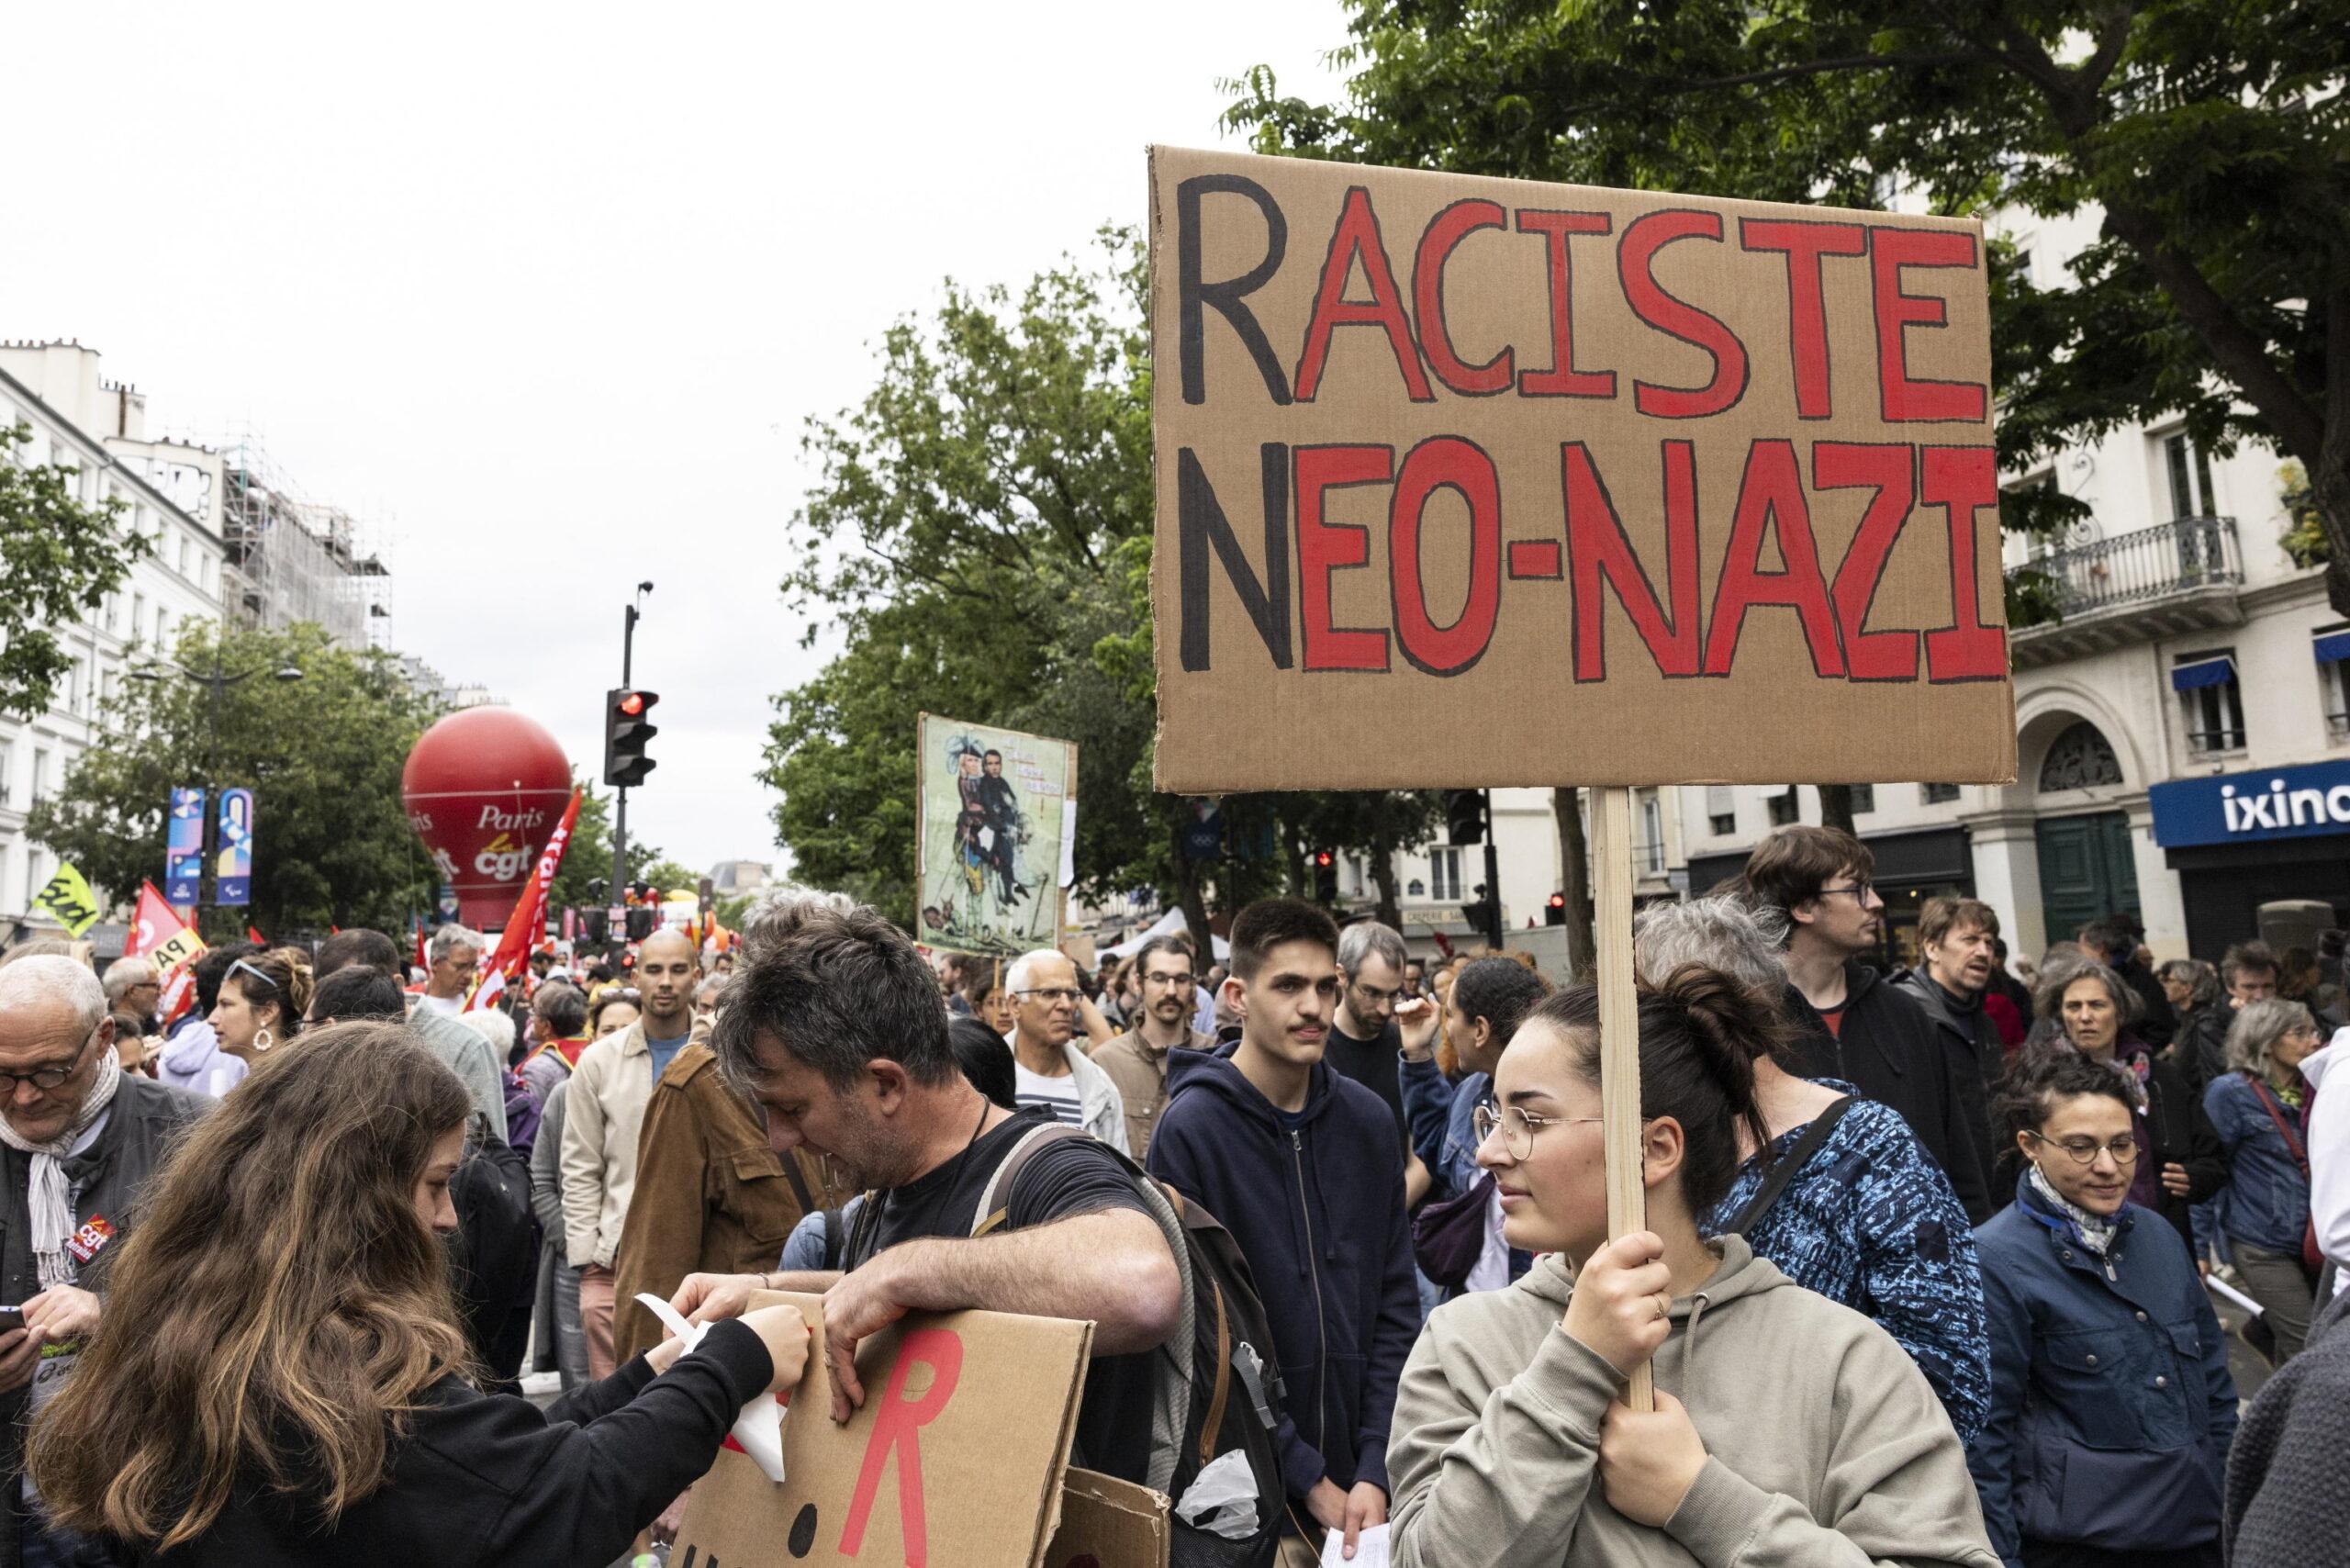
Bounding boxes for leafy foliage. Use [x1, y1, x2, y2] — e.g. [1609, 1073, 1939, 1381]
[1227, 0, 2349, 597]
[0, 423, 150, 721]
[28, 621, 442, 940]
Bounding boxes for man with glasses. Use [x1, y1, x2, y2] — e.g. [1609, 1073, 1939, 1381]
[1091, 935, 1213, 1159]
[0, 957, 207, 1567]
[1002, 950, 1127, 1153]
[1747, 825, 1990, 1221]
[1148, 900, 1417, 1565]
[1328, 923, 1434, 1204]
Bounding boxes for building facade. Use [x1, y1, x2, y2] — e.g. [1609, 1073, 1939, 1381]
[0, 345, 225, 926]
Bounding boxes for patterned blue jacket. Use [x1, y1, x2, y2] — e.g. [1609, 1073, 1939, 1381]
[1704, 1080, 1990, 1444]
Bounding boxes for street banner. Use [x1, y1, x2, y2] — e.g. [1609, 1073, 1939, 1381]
[165, 787, 204, 905]
[1148, 146, 2016, 792]
[464, 787, 581, 1012]
[29, 864, 101, 938]
[913, 714, 1078, 958]
[674, 1292, 1093, 1568]
[215, 788, 254, 906]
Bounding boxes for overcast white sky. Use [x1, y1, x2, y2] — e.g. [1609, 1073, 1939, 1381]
[5, 2, 1349, 874]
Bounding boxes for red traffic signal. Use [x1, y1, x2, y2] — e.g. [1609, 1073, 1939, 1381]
[603, 687, 660, 788]
[618, 691, 647, 717]
[1547, 892, 1566, 909]
[1314, 850, 1335, 867]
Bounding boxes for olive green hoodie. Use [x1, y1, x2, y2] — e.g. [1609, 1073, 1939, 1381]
[1388, 1236, 1999, 1567]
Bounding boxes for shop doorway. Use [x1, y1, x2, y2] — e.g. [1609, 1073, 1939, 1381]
[2036, 812, 2140, 946]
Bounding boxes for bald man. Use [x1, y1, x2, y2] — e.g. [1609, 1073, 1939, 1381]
[562, 928, 699, 1376]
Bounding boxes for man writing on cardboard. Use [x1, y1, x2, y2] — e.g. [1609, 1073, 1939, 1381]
[670, 891, 1182, 1486]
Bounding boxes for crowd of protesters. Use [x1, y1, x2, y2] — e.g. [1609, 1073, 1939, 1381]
[0, 823, 2346, 1565]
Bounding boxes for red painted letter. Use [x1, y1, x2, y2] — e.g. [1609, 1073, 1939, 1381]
[1514, 209, 1616, 398]
[839, 1328, 965, 1568]
[1620, 210, 1748, 419]
[1295, 445, 1393, 671]
[1814, 442, 1920, 680]
[1704, 439, 1846, 677]
[1293, 186, 1433, 403]
[1564, 441, 1702, 681]
[1740, 219, 1868, 419]
[1413, 200, 1512, 396]
[1389, 438, 1502, 677]
[1921, 446, 2007, 680]
[1872, 229, 1987, 422]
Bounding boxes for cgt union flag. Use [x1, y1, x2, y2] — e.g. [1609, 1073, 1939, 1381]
[464, 788, 581, 1013]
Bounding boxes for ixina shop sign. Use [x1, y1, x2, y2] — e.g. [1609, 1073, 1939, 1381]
[1149, 148, 2018, 793]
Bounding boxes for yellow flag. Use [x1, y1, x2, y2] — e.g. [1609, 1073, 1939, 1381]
[30, 864, 102, 937]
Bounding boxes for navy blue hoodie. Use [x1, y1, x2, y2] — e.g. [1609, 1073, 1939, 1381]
[1147, 1043, 1420, 1505]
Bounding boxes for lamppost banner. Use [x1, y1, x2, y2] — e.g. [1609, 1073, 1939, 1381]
[216, 788, 254, 907]
[165, 787, 205, 906]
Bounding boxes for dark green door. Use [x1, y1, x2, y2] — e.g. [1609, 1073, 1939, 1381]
[2037, 812, 2141, 944]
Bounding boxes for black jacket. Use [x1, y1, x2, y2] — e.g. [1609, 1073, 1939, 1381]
[1785, 961, 1991, 1222]
[2171, 1003, 2232, 1097]
[2112, 955, 2177, 1048]
[140, 1319, 773, 1567]
[1890, 968, 2003, 1221]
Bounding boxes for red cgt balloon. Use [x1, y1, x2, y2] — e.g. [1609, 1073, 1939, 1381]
[402, 708, 573, 931]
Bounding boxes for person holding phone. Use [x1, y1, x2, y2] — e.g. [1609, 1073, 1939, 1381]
[27, 1021, 808, 1566]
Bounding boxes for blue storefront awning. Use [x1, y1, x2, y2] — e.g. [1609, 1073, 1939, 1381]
[2314, 632, 2350, 665]
[2171, 656, 2236, 691]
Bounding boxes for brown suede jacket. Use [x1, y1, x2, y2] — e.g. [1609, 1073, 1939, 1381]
[610, 1041, 847, 1362]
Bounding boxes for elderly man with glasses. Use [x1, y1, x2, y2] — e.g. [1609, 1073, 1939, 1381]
[0, 957, 208, 1567]
[1002, 949, 1127, 1153]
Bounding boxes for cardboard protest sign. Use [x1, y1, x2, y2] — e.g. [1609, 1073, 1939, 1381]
[675, 1292, 1093, 1568]
[1043, 1470, 1170, 1568]
[1149, 147, 2016, 792]
[914, 713, 1079, 958]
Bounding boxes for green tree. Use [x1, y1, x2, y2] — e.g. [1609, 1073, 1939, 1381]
[762, 234, 1438, 937]
[27, 621, 442, 940]
[1, 424, 150, 720]
[1229, 0, 2350, 603]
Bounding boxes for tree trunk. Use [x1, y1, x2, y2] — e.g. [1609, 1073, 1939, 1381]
[1169, 812, 1214, 961]
[1282, 820, 1306, 898]
[1552, 787, 1595, 982]
[1817, 784, 1855, 835]
[1371, 837, 1402, 930]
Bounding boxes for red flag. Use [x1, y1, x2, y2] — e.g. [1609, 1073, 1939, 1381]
[246, 925, 265, 946]
[414, 918, 429, 974]
[465, 788, 582, 1012]
[126, 882, 207, 1022]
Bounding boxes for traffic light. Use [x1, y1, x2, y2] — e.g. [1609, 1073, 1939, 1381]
[1312, 848, 1337, 905]
[1444, 789, 1488, 846]
[583, 907, 610, 945]
[603, 688, 660, 787]
[1545, 891, 1567, 926]
[625, 905, 656, 941]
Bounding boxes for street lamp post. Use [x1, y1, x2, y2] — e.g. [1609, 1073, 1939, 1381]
[130, 645, 303, 919]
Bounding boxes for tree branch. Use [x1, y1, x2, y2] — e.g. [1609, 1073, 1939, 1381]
[1656, 50, 1979, 96]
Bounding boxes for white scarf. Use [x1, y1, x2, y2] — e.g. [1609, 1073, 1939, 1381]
[0, 1053, 123, 1291]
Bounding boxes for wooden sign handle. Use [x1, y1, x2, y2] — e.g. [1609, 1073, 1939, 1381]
[1588, 785, 1653, 1411]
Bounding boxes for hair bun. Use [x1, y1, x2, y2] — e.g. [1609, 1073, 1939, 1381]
[1647, 963, 1777, 1083]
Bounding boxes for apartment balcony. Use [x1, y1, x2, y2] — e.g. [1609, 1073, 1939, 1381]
[2006, 516, 2244, 671]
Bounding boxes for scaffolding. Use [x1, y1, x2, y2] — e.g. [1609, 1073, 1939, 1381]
[199, 428, 393, 651]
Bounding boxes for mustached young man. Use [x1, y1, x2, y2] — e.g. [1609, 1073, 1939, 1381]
[1147, 899, 1418, 1564]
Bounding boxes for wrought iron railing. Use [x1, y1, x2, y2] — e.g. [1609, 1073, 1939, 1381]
[2007, 516, 2243, 630]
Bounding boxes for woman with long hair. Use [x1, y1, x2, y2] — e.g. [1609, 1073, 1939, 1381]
[2206, 998, 2325, 1363]
[2008, 951, 2223, 1254]
[1385, 969, 1997, 1567]
[28, 1023, 808, 1565]
[206, 946, 312, 1064]
[1972, 1050, 2235, 1566]
[2159, 958, 2228, 1093]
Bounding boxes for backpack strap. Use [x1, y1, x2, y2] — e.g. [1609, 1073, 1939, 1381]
[2244, 1074, 2311, 1178]
[970, 1122, 1092, 1238]
[778, 1150, 816, 1216]
[1726, 1096, 1854, 1238]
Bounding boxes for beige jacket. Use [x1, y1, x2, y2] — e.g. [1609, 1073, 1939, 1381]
[1090, 1025, 1214, 1159]
[1388, 1238, 1999, 1568]
[560, 1020, 657, 1270]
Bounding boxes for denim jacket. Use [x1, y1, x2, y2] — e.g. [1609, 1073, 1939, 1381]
[1968, 1173, 2237, 1565]
[2203, 1071, 2311, 1256]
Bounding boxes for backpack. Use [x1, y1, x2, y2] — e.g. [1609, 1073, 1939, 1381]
[502, 1071, 544, 1161]
[968, 1123, 1287, 1568]
[451, 1111, 537, 1377]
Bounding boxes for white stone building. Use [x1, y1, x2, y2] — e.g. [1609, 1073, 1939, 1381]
[0, 346, 225, 926]
[1674, 204, 2334, 967]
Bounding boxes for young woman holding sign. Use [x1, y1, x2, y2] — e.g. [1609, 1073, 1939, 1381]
[1384, 971, 1998, 1568]
[25, 1024, 811, 1567]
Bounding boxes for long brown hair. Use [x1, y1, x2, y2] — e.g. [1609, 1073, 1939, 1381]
[28, 1022, 474, 1549]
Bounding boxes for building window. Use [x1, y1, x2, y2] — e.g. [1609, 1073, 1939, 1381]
[1921, 782, 1962, 805]
[2161, 431, 2219, 520]
[1406, 879, 1426, 899]
[2318, 625, 2350, 740]
[1766, 789, 1800, 827]
[0, 742, 12, 806]
[2039, 721, 2126, 790]
[2172, 651, 2245, 755]
[30, 749, 49, 806]
[1704, 785, 1735, 837]
[1849, 784, 1875, 815]
[1430, 848, 1462, 902]
[1639, 790, 1666, 874]
[1709, 812, 1737, 836]
[131, 592, 145, 645]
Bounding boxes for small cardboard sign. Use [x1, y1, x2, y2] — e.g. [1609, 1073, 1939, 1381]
[1043, 1469, 1170, 1568]
[1149, 146, 2016, 792]
[675, 1292, 1094, 1568]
